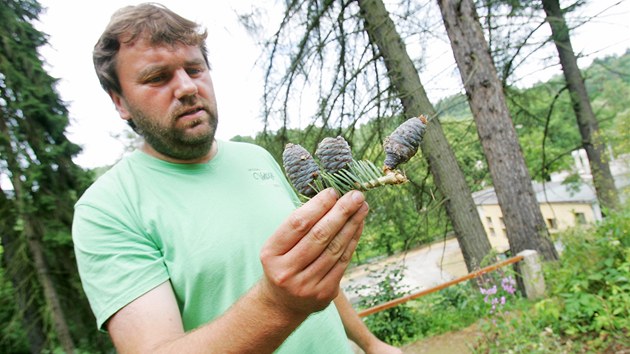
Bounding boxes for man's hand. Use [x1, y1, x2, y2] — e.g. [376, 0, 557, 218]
[258, 188, 369, 316]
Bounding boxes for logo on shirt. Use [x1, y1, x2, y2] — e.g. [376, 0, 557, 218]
[249, 168, 279, 186]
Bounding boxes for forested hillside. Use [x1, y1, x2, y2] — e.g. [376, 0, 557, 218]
[437, 50, 630, 185]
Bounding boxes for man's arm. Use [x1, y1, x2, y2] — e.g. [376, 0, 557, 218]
[333, 291, 403, 354]
[107, 188, 368, 354]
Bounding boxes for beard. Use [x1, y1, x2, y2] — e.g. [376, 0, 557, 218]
[128, 100, 218, 161]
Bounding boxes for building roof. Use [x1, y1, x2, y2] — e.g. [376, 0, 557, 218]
[471, 151, 630, 207]
[472, 180, 598, 206]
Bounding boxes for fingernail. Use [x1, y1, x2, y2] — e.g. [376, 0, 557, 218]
[328, 188, 339, 198]
[351, 190, 365, 203]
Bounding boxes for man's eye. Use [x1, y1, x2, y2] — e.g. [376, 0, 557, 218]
[146, 75, 165, 84]
[187, 68, 203, 76]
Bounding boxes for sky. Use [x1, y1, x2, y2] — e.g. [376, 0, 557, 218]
[35, 0, 630, 169]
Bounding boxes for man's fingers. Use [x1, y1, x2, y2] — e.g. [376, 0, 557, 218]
[317, 223, 363, 290]
[262, 188, 338, 256]
[291, 191, 366, 265]
[301, 201, 368, 282]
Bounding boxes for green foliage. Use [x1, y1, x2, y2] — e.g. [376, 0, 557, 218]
[508, 82, 580, 178]
[1, 0, 109, 351]
[441, 118, 491, 191]
[354, 205, 629, 351]
[435, 50, 630, 183]
[546, 208, 630, 340]
[0, 247, 29, 353]
[587, 50, 630, 156]
[354, 270, 509, 346]
[350, 266, 420, 345]
[474, 204, 630, 352]
[407, 283, 490, 338]
[434, 94, 471, 120]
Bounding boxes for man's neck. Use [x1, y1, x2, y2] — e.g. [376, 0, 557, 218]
[140, 140, 218, 164]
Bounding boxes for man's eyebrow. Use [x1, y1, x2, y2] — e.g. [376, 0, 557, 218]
[137, 64, 167, 80]
[185, 58, 206, 66]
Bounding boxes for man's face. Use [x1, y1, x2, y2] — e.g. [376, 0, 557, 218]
[111, 37, 218, 162]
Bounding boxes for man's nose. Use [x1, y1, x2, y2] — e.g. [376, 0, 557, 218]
[173, 69, 198, 99]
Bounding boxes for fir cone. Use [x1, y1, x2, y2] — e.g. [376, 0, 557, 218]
[315, 136, 353, 174]
[383, 115, 428, 171]
[282, 143, 320, 197]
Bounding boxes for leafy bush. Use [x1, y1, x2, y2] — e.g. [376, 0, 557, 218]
[350, 265, 420, 345]
[474, 204, 630, 353]
[352, 204, 630, 352]
[353, 265, 493, 345]
[408, 282, 490, 338]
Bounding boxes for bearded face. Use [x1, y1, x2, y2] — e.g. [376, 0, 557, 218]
[112, 39, 220, 162]
[127, 96, 218, 161]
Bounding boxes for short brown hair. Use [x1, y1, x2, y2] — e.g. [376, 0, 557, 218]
[93, 2, 209, 95]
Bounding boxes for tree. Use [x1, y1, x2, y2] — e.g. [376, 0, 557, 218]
[356, 0, 493, 270]
[437, 0, 558, 261]
[0, 0, 106, 351]
[541, 0, 620, 211]
[251, 0, 493, 272]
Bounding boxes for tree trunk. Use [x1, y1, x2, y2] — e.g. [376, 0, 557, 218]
[541, 0, 620, 212]
[357, 0, 493, 271]
[437, 0, 558, 261]
[9, 179, 77, 353]
[0, 195, 47, 353]
[23, 218, 76, 354]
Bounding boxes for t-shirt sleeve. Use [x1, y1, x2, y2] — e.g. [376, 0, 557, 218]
[73, 200, 169, 331]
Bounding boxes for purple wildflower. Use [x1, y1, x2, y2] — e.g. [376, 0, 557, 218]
[501, 276, 517, 295]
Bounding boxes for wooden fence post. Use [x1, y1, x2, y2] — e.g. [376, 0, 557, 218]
[517, 249, 546, 299]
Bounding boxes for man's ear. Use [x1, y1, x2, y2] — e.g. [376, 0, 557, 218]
[109, 91, 131, 121]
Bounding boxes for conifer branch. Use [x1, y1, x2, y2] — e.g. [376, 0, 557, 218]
[310, 159, 408, 196]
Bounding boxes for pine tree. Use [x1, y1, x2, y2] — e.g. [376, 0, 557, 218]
[0, 0, 107, 351]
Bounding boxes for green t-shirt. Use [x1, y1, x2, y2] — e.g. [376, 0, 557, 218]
[72, 140, 353, 353]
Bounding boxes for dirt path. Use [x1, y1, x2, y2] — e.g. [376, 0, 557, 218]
[400, 324, 482, 354]
[350, 323, 482, 354]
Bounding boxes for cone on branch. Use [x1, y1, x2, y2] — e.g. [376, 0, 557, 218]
[315, 136, 353, 174]
[282, 143, 320, 197]
[282, 115, 428, 197]
[383, 115, 428, 172]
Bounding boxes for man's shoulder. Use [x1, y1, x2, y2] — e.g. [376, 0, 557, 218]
[219, 140, 277, 162]
[75, 153, 138, 207]
[221, 140, 269, 154]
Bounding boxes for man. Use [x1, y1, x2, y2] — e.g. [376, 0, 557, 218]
[72, 3, 401, 353]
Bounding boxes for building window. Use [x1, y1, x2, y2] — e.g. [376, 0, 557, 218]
[499, 217, 505, 228]
[486, 217, 493, 228]
[489, 227, 496, 237]
[547, 218, 558, 230]
[574, 212, 586, 225]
